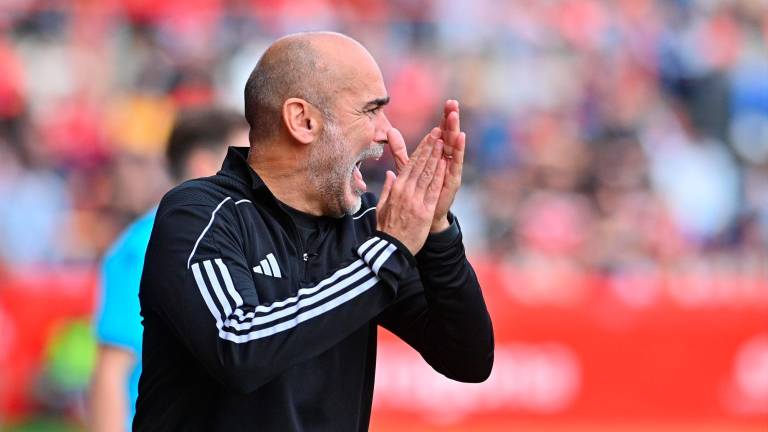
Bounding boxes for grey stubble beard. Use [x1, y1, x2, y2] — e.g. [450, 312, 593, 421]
[308, 119, 385, 217]
[307, 119, 359, 217]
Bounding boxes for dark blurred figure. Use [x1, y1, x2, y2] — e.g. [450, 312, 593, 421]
[88, 108, 248, 431]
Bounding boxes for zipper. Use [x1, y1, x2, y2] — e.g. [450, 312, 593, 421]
[273, 201, 326, 281]
[286, 218, 310, 279]
[274, 203, 308, 279]
[280, 210, 320, 280]
[302, 252, 319, 279]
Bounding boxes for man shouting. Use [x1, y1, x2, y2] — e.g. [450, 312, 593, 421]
[135, 31, 493, 431]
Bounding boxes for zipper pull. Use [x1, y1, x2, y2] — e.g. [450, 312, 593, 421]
[302, 252, 309, 262]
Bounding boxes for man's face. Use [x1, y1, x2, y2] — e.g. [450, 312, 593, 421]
[308, 113, 385, 216]
[308, 68, 391, 217]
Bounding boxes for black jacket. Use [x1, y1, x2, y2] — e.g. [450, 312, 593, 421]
[134, 147, 493, 431]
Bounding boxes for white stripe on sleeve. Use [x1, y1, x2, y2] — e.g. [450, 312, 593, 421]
[192, 237, 395, 344]
[222, 265, 373, 330]
[371, 244, 397, 274]
[218, 276, 381, 343]
[357, 237, 381, 256]
[216, 258, 243, 307]
[204, 260, 233, 317]
[192, 263, 224, 326]
[232, 259, 365, 321]
[363, 240, 387, 264]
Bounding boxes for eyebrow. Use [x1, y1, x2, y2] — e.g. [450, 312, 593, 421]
[362, 96, 390, 110]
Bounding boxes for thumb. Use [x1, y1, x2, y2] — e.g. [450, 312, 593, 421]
[377, 170, 396, 210]
[386, 128, 409, 174]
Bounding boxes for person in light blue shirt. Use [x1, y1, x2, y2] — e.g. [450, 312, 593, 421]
[94, 208, 156, 426]
[89, 108, 248, 431]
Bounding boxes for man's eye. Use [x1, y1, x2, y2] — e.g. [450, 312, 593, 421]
[366, 107, 381, 116]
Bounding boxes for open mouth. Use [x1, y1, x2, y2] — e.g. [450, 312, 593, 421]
[351, 146, 383, 194]
[352, 159, 367, 193]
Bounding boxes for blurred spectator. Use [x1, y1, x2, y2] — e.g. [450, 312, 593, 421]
[88, 108, 247, 431]
[0, 0, 764, 272]
[0, 140, 71, 265]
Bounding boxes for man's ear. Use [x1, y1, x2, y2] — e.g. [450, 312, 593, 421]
[282, 98, 321, 144]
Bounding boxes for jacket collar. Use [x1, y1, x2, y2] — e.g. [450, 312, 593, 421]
[220, 146, 330, 228]
[220, 146, 267, 190]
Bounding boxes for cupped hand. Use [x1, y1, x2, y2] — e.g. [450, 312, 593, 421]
[431, 99, 465, 232]
[376, 128, 447, 255]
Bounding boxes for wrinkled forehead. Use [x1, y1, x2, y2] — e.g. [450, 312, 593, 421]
[315, 38, 388, 104]
[342, 62, 387, 104]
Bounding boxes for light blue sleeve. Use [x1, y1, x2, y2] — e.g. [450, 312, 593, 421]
[94, 210, 156, 355]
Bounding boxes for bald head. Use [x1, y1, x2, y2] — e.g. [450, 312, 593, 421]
[244, 32, 381, 146]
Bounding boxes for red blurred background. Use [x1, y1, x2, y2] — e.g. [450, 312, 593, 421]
[0, 0, 766, 430]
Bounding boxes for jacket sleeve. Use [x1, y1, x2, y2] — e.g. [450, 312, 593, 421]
[377, 215, 494, 383]
[141, 198, 414, 393]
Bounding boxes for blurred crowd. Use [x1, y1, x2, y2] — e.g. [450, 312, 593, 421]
[0, 0, 766, 278]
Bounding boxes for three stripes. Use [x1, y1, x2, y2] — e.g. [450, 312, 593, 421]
[253, 253, 282, 278]
[191, 236, 396, 344]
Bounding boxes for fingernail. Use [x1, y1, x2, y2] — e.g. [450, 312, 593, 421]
[430, 128, 441, 138]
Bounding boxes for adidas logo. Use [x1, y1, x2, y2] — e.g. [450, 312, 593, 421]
[253, 253, 282, 278]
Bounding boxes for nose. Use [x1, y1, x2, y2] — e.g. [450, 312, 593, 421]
[374, 112, 392, 143]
